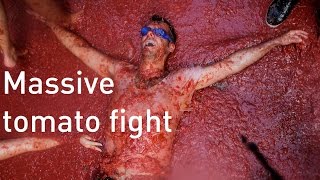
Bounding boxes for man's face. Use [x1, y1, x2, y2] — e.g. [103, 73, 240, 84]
[141, 22, 175, 58]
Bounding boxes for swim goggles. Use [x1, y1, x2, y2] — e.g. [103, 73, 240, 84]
[140, 26, 173, 42]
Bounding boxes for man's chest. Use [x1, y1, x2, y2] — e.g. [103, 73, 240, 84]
[111, 81, 181, 115]
[111, 69, 198, 113]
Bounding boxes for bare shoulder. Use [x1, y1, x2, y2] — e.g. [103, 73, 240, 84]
[95, 56, 136, 78]
[164, 66, 204, 91]
[114, 60, 136, 73]
[166, 66, 203, 81]
[111, 60, 137, 81]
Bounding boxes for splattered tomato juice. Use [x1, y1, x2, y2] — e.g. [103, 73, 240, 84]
[0, 0, 319, 179]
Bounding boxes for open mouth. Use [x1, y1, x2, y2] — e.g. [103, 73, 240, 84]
[144, 40, 156, 47]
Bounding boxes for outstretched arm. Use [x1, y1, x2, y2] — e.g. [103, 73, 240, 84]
[0, 1, 17, 67]
[29, 10, 130, 77]
[194, 30, 308, 90]
[47, 22, 123, 77]
[0, 135, 103, 161]
[0, 137, 60, 161]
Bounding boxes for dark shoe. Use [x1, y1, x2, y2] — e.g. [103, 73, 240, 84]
[266, 0, 299, 28]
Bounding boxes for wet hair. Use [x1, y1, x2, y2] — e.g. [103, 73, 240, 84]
[150, 14, 177, 43]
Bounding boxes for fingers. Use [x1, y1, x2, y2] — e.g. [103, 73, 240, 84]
[295, 31, 308, 39]
[90, 146, 103, 152]
[295, 34, 308, 39]
[289, 30, 308, 40]
[81, 135, 93, 141]
[83, 138, 103, 152]
[290, 30, 308, 35]
[87, 140, 103, 147]
[291, 35, 303, 43]
[281, 30, 309, 45]
[79, 135, 103, 152]
[80, 135, 94, 145]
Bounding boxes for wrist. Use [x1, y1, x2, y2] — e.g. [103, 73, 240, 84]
[268, 38, 280, 47]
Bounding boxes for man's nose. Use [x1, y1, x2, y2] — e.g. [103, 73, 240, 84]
[147, 30, 155, 38]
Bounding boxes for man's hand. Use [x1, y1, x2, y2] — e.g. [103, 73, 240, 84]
[274, 30, 308, 46]
[79, 135, 103, 152]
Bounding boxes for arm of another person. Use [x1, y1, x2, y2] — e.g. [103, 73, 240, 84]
[0, 137, 60, 161]
[0, 0, 18, 67]
[0, 135, 102, 161]
[188, 30, 308, 90]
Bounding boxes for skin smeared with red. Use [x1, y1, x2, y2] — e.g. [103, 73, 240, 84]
[101, 66, 201, 178]
[42, 21, 306, 179]
[3, 1, 310, 179]
[0, 138, 60, 161]
[0, 136, 100, 161]
[0, 0, 17, 67]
